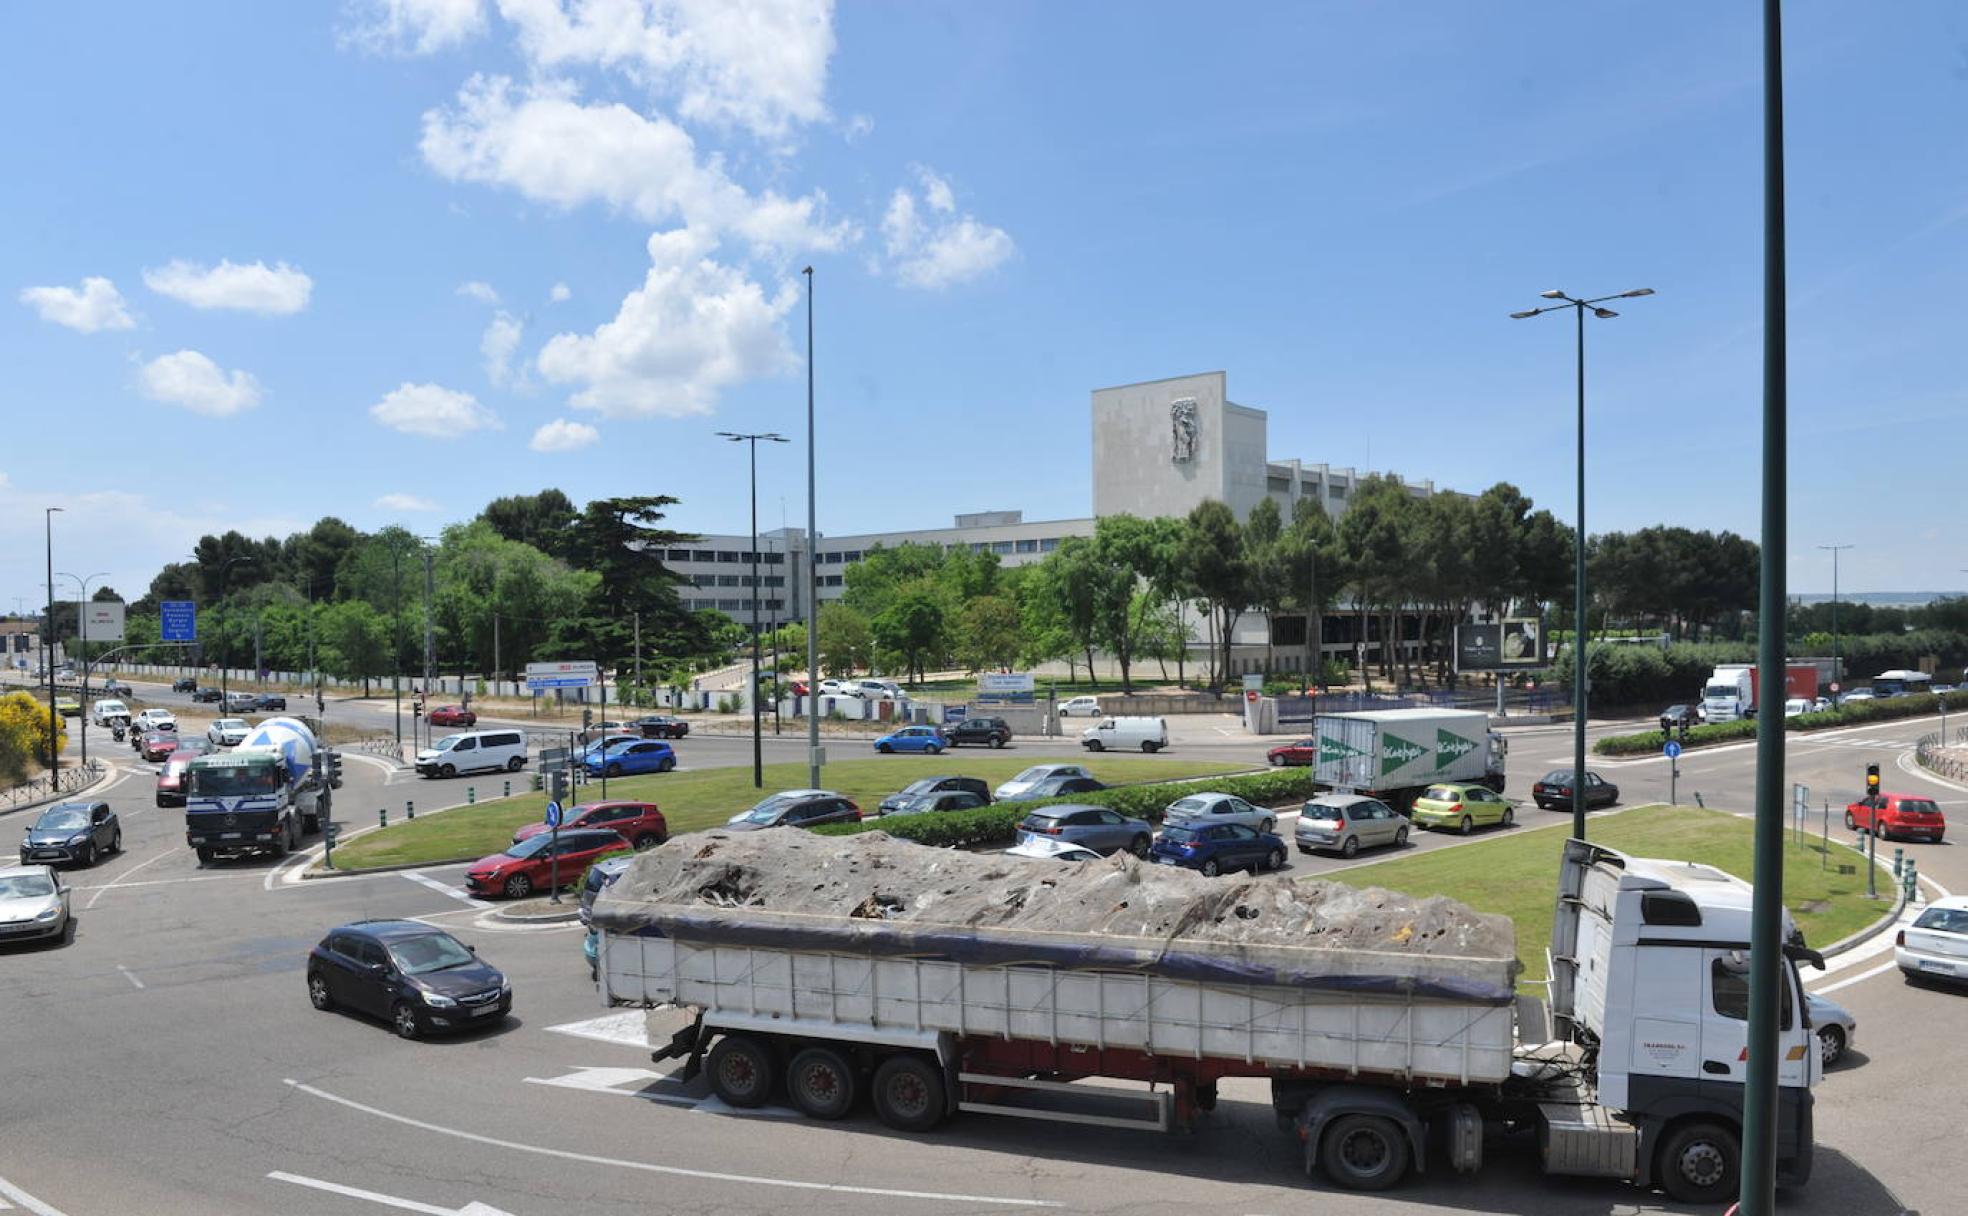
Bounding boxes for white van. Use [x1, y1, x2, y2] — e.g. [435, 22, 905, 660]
[1081, 716, 1168, 754]
[91, 699, 130, 727]
[417, 728, 529, 778]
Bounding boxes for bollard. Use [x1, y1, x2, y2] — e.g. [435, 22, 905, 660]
[1893, 847, 1904, 879]
[504, 780, 511, 799]
[379, 808, 388, 828]
[531, 773, 543, 792]
[1905, 859, 1919, 902]
[406, 799, 415, 820]
[468, 787, 476, 805]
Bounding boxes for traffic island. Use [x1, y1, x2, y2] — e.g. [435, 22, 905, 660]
[490, 895, 582, 924]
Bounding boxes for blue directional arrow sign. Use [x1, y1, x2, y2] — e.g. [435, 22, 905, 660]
[161, 601, 197, 641]
[1664, 740, 1682, 760]
[544, 801, 563, 829]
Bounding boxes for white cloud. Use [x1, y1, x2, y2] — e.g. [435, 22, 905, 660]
[549, 281, 571, 302]
[419, 75, 851, 256]
[368, 382, 502, 438]
[19, 277, 135, 333]
[138, 350, 263, 416]
[457, 279, 500, 303]
[536, 227, 796, 417]
[529, 418, 600, 452]
[496, 0, 835, 141]
[374, 492, 440, 512]
[482, 310, 525, 387]
[143, 259, 314, 315]
[880, 168, 1014, 290]
[841, 113, 873, 142]
[342, 0, 487, 54]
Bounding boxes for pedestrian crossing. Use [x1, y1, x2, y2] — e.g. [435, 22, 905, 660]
[1818, 738, 1920, 751]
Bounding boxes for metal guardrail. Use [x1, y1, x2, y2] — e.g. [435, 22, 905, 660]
[1, 760, 105, 811]
[1915, 730, 1967, 782]
[346, 736, 410, 767]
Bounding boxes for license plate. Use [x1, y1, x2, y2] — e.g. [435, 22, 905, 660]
[220, 832, 241, 840]
[31, 850, 62, 859]
[471, 1002, 502, 1016]
[1919, 959, 1952, 973]
[1153, 856, 1175, 865]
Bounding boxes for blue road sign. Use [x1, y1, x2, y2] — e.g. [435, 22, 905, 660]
[161, 601, 197, 641]
[544, 801, 563, 828]
[1664, 740, 1682, 759]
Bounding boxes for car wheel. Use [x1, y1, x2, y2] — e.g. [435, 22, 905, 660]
[506, 756, 523, 772]
[991, 737, 1005, 749]
[927, 744, 942, 754]
[1201, 858, 1221, 877]
[392, 1002, 422, 1040]
[1261, 818, 1275, 834]
[1817, 1025, 1846, 1068]
[1317, 1113, 1410, 1192]
[308, 972, 334, 1011]
[503, 873, 533, 899]
[1341, 836, 1360, 858]
[440, 764, 456, 779]
[605, 763, 622, 777]
[787, 1046, 858, 1120]
[1270, 754, 1283, 766]
[1656, 1120, 1739, 1206]
[706, 1035, 776, 1109]
[1501, 808, 1514, 828]
[659, 757, 675, 772]
[1086, 739, 1104, 752]
[1843, 809, 1856, 830]
[633, 833, 663, 850]
[871, 1053, 946, 1132]
[1129, 834, 1151, 859]
[195, 846, 214, 865]
[1267, 847, 1286, 871]
[78, 842, 96, 868]
[877, 743, 893, 754]
[1394, 826, 1410, 847]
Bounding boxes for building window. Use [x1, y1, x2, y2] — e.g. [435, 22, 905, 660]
[763, 551, 785, 565]
[716, 598, 741, 611]
[822, 551, 842, 564]
[1040, 538, 1060, 552]
[843, 550, 863, 563]
[765, 576, 784, 588]
[991, 541, 1013, 554]
[1267, 476, 1291, 493]
[666, 548, 692, 561]
[823, 575, 844, 587]
[692, 574, 716, 587]
[765, 599, 782, 612]
[1015, 538, 1038, 554]
[717, 575, 740, 587]
[1329, 486, 1346, 500]
[692, 550, 716, 562]
[971, 543, 986, 553]
[717, 550, 741, 563]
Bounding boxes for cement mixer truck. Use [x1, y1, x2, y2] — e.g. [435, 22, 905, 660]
[183, 716, 330, 863]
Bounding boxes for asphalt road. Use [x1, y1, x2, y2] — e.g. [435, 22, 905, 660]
[1, 709, 1961, 1215]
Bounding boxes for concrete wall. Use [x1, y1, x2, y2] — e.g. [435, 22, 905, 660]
[1092, 371, 1233, 520]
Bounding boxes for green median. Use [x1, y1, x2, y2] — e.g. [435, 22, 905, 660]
[1320, 803, 1885, 991]
[326, 754, 1252, 871]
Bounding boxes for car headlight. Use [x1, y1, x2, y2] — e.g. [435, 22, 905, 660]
[499, 977, 512, 995]
[422, 990, 458, 1007]
[36, 906, 60, 921]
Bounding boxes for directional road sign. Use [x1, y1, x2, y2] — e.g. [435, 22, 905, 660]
[544, 800, 563, 829]
[1663, 740, 1682, 760]
[161, 600, 198, 641]
[526, 660, 597, 692]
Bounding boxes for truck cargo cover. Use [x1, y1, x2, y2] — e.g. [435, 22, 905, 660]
[595, 831, 1520, 1005]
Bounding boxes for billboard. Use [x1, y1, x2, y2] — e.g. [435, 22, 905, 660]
[977, 672, 1036, 705]
[79, 601, 126, 643]
[1455, 617, 1545, 672]
[526, 660, 598, 691]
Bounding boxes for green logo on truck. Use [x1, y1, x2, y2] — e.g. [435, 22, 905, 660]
[1319, 735, 1365, 766]
[1381, 733, 1428, 775]
[1435, 730, 1476, 769]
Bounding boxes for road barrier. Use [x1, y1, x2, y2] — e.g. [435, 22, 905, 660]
[0, 760, 104, 812]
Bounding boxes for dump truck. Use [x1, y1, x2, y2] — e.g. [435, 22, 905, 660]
[1313, 707, 1507, 809]
[183, 716, 327, 862]
[596, 832, 1818, 1205]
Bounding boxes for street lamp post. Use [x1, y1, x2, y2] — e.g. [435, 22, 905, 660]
[1817, 544, 1852, 692]
[43, 507, 63, 770]
[213, 555, 255, 719]
[718, 430, 789, 789]
[1511, 286, 1655, 841]
[804, 266, 822, 788]
[56, 571, 110, 771]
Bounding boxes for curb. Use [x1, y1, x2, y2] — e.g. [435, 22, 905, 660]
[301, 854, 480, 879]
[492, 901, 582, 924]
[1818, 837, 1918, 959]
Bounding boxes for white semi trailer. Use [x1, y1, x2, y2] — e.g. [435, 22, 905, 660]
[598, 836, 1819, 1205]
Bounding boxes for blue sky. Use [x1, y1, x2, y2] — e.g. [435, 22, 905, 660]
[4, 0, 1966, 611]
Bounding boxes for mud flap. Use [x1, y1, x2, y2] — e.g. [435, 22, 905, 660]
[653, 1013, 708, 1082]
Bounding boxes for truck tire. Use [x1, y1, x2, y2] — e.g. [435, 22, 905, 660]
[706, 1035, 776, 1109]
[195, 846, 215, 865]
[787, 1047, 857, 1120]
[1318, 1113, 1410, 1191]
[1657, 1120, 1739, 1206]
[871, 1053, 945, 1132]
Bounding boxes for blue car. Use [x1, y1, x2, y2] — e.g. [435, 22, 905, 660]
[874, 725, 947, 755]
[1148, 821, 1287, 877]
[584, 738, 677, 777]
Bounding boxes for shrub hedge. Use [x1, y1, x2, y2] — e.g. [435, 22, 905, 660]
[1594, 690, 1968, 756]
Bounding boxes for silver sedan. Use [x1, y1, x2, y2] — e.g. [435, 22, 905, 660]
[1162, 793, 1275, 834]
[1294, 794, 1409, 858]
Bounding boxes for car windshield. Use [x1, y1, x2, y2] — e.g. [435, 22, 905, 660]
[189, 765, 282, 796]
[386, 933, 477, 975]
[1168, 797, 1208, 813]
[216, 719, 246, 731]
[1422, 786, 1457, 801]
[1541, 771, 1575, 784]
[504, 834, 557, 859]
[1161, 824, 1203, 841]
[1900, 800, 1942, 815]
[1009, 767, 1049, 784]
[1914, 908, 1968, 934]
[0, 873, 56, 898]
[36, 808, 90, 830]
[900, 779, 942, 797]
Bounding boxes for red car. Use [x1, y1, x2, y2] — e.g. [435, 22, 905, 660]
[140, 731, 182, 762]
[511, 800, 668, 849]
[1267, 738, 1317, 766]
[156, 749, 201, 807]
[464, 828, 630, 899]
[428, 704, 477, 727]
[1846, 793, 1946, 843]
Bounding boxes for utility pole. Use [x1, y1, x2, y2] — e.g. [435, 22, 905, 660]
[493, 613, 501, 693]
[44, 507, 62, 770]
[422, 545, 435, 752]
[633, 611, 641, 698]
[718, 430, 788, 789]
[803, 265, 821, 788]
[1817, 544, 1851, 689]
[391, 544, 403, 756]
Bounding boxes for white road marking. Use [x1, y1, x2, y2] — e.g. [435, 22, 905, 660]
[267, 1171, 513, 1216]
[545, 1010, 650, 1047]
[1813, 960, 1901, 996]
[401, 870, 491, 906]
[282, 1077, 1060, 1207]
[115, 965, 145, 990]
[0, 1177, 69, 1216]
[69, 874, 242, 893]
[84, 846, 179, 910]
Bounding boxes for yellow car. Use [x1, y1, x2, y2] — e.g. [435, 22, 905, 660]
[54, 696, 82, 717]
[1411, 782, 1515, 835]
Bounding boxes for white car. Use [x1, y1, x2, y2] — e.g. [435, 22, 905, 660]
[1163, 793, 1275, 834]
[134, 708, 178, 734]
[1782, 698, 1811, 718]
[1897, 897, 1968, 985]
[0, 864, 71, 942]
[1839, 690, 1875, 705]
[855, 680, 898, 700]
[994, 763, 1094, 801]
[817, 679, 849, 696]
[91, 699, 130, 728]
[207, 718, 251, 747]
[1002, 836, 1103, 864]
[1806, 991, 1856, 1067]
[1058, 695, 1102, 718]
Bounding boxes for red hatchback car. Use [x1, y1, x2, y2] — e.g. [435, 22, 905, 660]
[1846, 793, 1946, 843]
[511, 800, 668, 849]
[1267, 738, 1318, 766]
[428, 705, 477, 727]
[465, 828, 630, 899]
[140, 731, 182, 762]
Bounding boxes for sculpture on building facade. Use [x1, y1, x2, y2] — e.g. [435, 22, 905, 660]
[1170, 398, 1199, 463]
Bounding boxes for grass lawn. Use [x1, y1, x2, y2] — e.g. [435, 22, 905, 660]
[329, 754, 1253, 871]
[1321, 804, 1886, 990]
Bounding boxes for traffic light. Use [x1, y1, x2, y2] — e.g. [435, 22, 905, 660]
[582, 707, 593, 730]
[549, 768, 569, 803]
[323, 748, 344, 790]
[1866, 763, 1881, 800]
[413, 700, 424, 720]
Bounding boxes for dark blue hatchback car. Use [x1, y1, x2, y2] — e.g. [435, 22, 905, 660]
[307, 919, 510, 1039]
[1148, 821, 1287, 877]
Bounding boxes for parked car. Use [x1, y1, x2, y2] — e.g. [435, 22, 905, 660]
[254, 692, 288, 711]
[464, 828, 629, 900]
[134, 708, 177, 734]
[1150, 821, 1287, 876]
[1807, 991, 1857, 1067]
[19, 801, 121, 868]
[1294, 794, 1408, 857]
[1080, 715, 1168, 753]
[1266, 737, 1318, 766]
[1896, 897, 1968, 985]
[874, 725, 948, 755]
[427, 704, 476, 727]
[993, 763, 1095, 800]
[171, 677, 198, 693]
[1932, 684, 1959, 696]
[723, 790, 861, 832]
[882, 790, 989, 817]
[999, 774, 1107, 802]
[1812, 696, 1833, 712]
[1531, 769, 1620, 811]
[584, 738, 677, 778]
[98, 677, 132, 697]
[417, 729, 529, 778]
[306, 920, 511, 1039]
[630, 714, 690, 739]
[1057, 695, 1102, 718]
[514, 800, 668, 849]
[1014, 804, 1151, 857]
[207, 718, 251, 747]
[817, 678, 849, 696]
[1002, 836, 1104, 863]
[853, 680, 898, 700]
[1163, 793, 1275, 834]
[139, 730, 181, 762]
[1658, 704, 1702, 733]
[91, 699, 130, 728]
[1410, 782, 1516, 834]
[1838, 690, 1875, 705]
[191, 687, 223, 703]
[945, 716, 1011, 748]
[0, 864, 71, 943]
[1782, 698, 1812, 718]
[878, 775, 992, 815]
[1845, 793, 1946, 843]
[578, 733, 641, 761]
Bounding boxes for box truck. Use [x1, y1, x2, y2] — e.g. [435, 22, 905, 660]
[1311, 707, 1506, 808]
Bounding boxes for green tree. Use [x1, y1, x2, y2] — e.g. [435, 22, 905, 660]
[871, 584, 947, 683]
[1240, 498, 1288, 678]
[1180, 501, 1249, 688]
[560, 496, 701, 671]
[955, 595, 1022, 673]
[1336, 476, 1415, 686]
[317, 600, 391, 695]
[817, 603, 873, 676]
[479, 488, 577, 560]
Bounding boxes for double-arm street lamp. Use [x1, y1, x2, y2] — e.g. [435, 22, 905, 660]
[1511, 286, 1656, 841]
[718, 430, 790, 789]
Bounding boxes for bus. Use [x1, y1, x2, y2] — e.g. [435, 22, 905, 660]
[1870, 669, 1933, 698]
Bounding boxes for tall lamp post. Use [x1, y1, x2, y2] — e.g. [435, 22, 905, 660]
[213, 554, 256, 716]
[1817, 544, 1851, 693]
[56, 571, 110, 771]
[1511, 286, 1655, 841]
[43, 507, 63, 769]
[803, 266, 822, 788]
[718, 430, 789, 789]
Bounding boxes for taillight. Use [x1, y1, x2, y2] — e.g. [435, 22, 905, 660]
[1449, 803, 1463, 813]
[1896, 930, 1906, 947]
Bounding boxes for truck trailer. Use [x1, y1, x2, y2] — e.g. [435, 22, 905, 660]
[1702, 663, 1821, 723]
[596, 831, 1817, 1205]
[1311, 707, 1506, 809]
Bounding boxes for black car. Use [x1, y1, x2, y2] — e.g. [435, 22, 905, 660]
[998, 775, 1108, 803]
[1532, 769, 1620, 811]
[723, 789, 862, 831]
[20, 801, 121, 868]
[945, 716, 1012, 748]
[882, 791, 989, 817]
[1659, 704, 1701, 733]
[630, 714, 690, 739]
[878, 775, 992, 815]
[172, 677, 198, 693]
[98, 678, 132, 697]
[254, 693, 287, 711]
[191, 687, 223, 704]
[306, 920, 511, 1039]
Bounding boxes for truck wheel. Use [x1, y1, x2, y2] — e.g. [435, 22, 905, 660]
[1657, 1120, 1739, 1206]
[706, 1035, 776, 1109]
[871, 1053, 945, 1132]
[1319, 1113, 1410, 1191]
[195, 846, 215, 866]
[788, 1047, 857, 1120]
